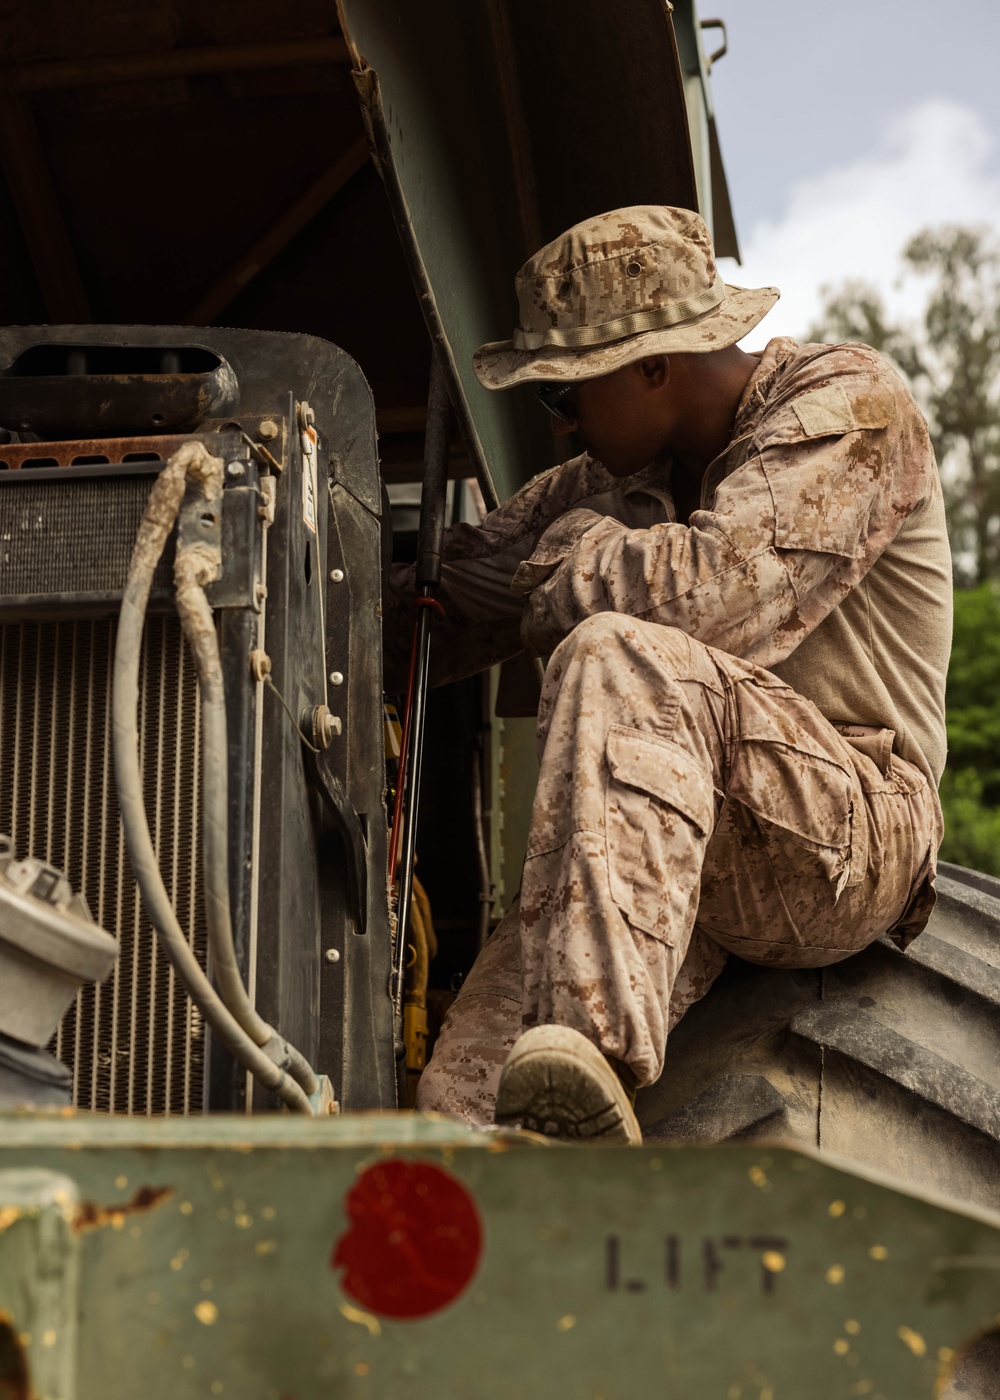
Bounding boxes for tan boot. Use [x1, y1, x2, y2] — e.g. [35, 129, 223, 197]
[494, 1025, 642, 1145]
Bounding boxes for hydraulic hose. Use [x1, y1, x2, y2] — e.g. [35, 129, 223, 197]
[112, 440, 315, 1114]
[173, 556, 318, 1098]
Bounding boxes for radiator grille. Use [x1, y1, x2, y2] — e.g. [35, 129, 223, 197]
[0, 617, 208, 1114]
[0, 474, 174, 599]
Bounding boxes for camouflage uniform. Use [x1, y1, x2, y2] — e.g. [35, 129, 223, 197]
[404, 209, 951, 1126]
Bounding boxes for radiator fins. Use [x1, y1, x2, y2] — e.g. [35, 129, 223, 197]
[0, 617, 208, 1114]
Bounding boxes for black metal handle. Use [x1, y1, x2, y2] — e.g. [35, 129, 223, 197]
[415, 355, 452, 591]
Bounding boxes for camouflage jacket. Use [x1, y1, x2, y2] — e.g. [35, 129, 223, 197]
[387, 337, 952, 782]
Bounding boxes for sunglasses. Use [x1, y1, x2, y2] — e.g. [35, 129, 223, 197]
[535, 380, 580, 425]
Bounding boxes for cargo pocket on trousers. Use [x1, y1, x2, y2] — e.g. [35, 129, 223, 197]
[605, 724, 715, 942]
[726, 740, 856, 899]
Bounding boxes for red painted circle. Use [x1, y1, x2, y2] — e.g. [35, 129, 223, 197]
[332, 1159, 483, 1319]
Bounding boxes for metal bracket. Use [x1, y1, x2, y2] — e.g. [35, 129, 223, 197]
[306, 749, 369, 938]
[699, 18, 728, 68]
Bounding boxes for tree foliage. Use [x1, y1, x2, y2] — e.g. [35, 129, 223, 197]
[809, 225, 1000, 585]
[944, 582, 1000, 792]
[938, 767, 1000, 876]
[939, 585, 1000, 874]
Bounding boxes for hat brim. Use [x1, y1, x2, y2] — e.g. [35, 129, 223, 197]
[473, 284, 780, 389]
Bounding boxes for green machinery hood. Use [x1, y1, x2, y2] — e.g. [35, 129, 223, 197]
[336, 0, 740, 505]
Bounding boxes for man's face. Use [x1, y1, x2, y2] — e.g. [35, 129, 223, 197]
[552, 359, 675, 478]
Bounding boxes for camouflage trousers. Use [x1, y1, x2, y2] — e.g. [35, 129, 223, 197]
[416, 614, 942, 1126]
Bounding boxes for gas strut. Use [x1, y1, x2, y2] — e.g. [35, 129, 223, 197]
[388, 353, 452, 1064]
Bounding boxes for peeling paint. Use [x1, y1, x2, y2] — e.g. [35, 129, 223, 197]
[338, 1303, 381, 1337]
[73, 1185, 172, 1234]
[897, 1326, 926, 1357]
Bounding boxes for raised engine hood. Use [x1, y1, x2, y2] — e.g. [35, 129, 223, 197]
[337, 0, 739, 503]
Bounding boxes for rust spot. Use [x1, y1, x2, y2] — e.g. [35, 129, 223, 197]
[73, 1185, 173, 1235]
[0, 431, 192, 471]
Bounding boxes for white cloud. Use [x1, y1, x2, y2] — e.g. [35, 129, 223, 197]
[719, 99, 1000, 342]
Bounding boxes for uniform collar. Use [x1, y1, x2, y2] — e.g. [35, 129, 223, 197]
[619, 337, 802, 515]
[732, 336, 801, 436]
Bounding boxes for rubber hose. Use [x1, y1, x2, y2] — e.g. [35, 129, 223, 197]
[112, 441, 313, 1115]
[174, 560, 318, 1097]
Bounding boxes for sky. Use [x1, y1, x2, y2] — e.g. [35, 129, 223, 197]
[708, 0, 1000, 340]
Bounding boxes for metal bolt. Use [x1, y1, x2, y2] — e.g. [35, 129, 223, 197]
[258, 419, 279, 442]
[329, 568, 344, 583]
[307, 705, 342, 748]
[324, 948, 340, 964]
[227, 461, 246, 478]
[254, 583, 268, 608]
[329, 671, 344, 686]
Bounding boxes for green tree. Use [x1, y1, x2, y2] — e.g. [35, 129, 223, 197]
[938, 768, 1000, 875]
[944, 583, 1000, 790]
[809, 225, 1000, 586]
[939, 584, 1000, 873]
[806, 277, 909, 363]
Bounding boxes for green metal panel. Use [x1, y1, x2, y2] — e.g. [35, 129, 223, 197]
[1, 1113, 999, 1398]
[485, 667, 539, 918]
[495, 713, 539, 917]
[0, 1169, 79, 1400]
[337, 0, 706, 503]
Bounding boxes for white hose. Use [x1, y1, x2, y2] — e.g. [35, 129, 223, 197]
[112, 441, 315, 1114]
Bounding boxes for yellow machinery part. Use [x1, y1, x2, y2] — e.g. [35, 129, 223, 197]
[403, 874, 435, 1106]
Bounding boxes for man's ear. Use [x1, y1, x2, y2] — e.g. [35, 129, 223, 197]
[637, 355, 669, 389]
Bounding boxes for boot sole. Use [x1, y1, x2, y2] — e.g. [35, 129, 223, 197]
[495, 1025, 642, 1145]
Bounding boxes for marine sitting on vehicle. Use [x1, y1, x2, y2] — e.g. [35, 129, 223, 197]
[388, 205, 951, 1145]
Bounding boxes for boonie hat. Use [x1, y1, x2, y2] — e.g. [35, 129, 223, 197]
[473, 205, 779, 389]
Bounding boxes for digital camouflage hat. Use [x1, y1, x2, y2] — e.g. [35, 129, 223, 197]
[473, 205, 779, 389]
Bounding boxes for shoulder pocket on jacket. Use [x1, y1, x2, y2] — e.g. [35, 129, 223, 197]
[789, 381, 892, 440]
[792, 383, 857, 438]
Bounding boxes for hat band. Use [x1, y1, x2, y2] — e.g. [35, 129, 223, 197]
[511, 273, 727, 351]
